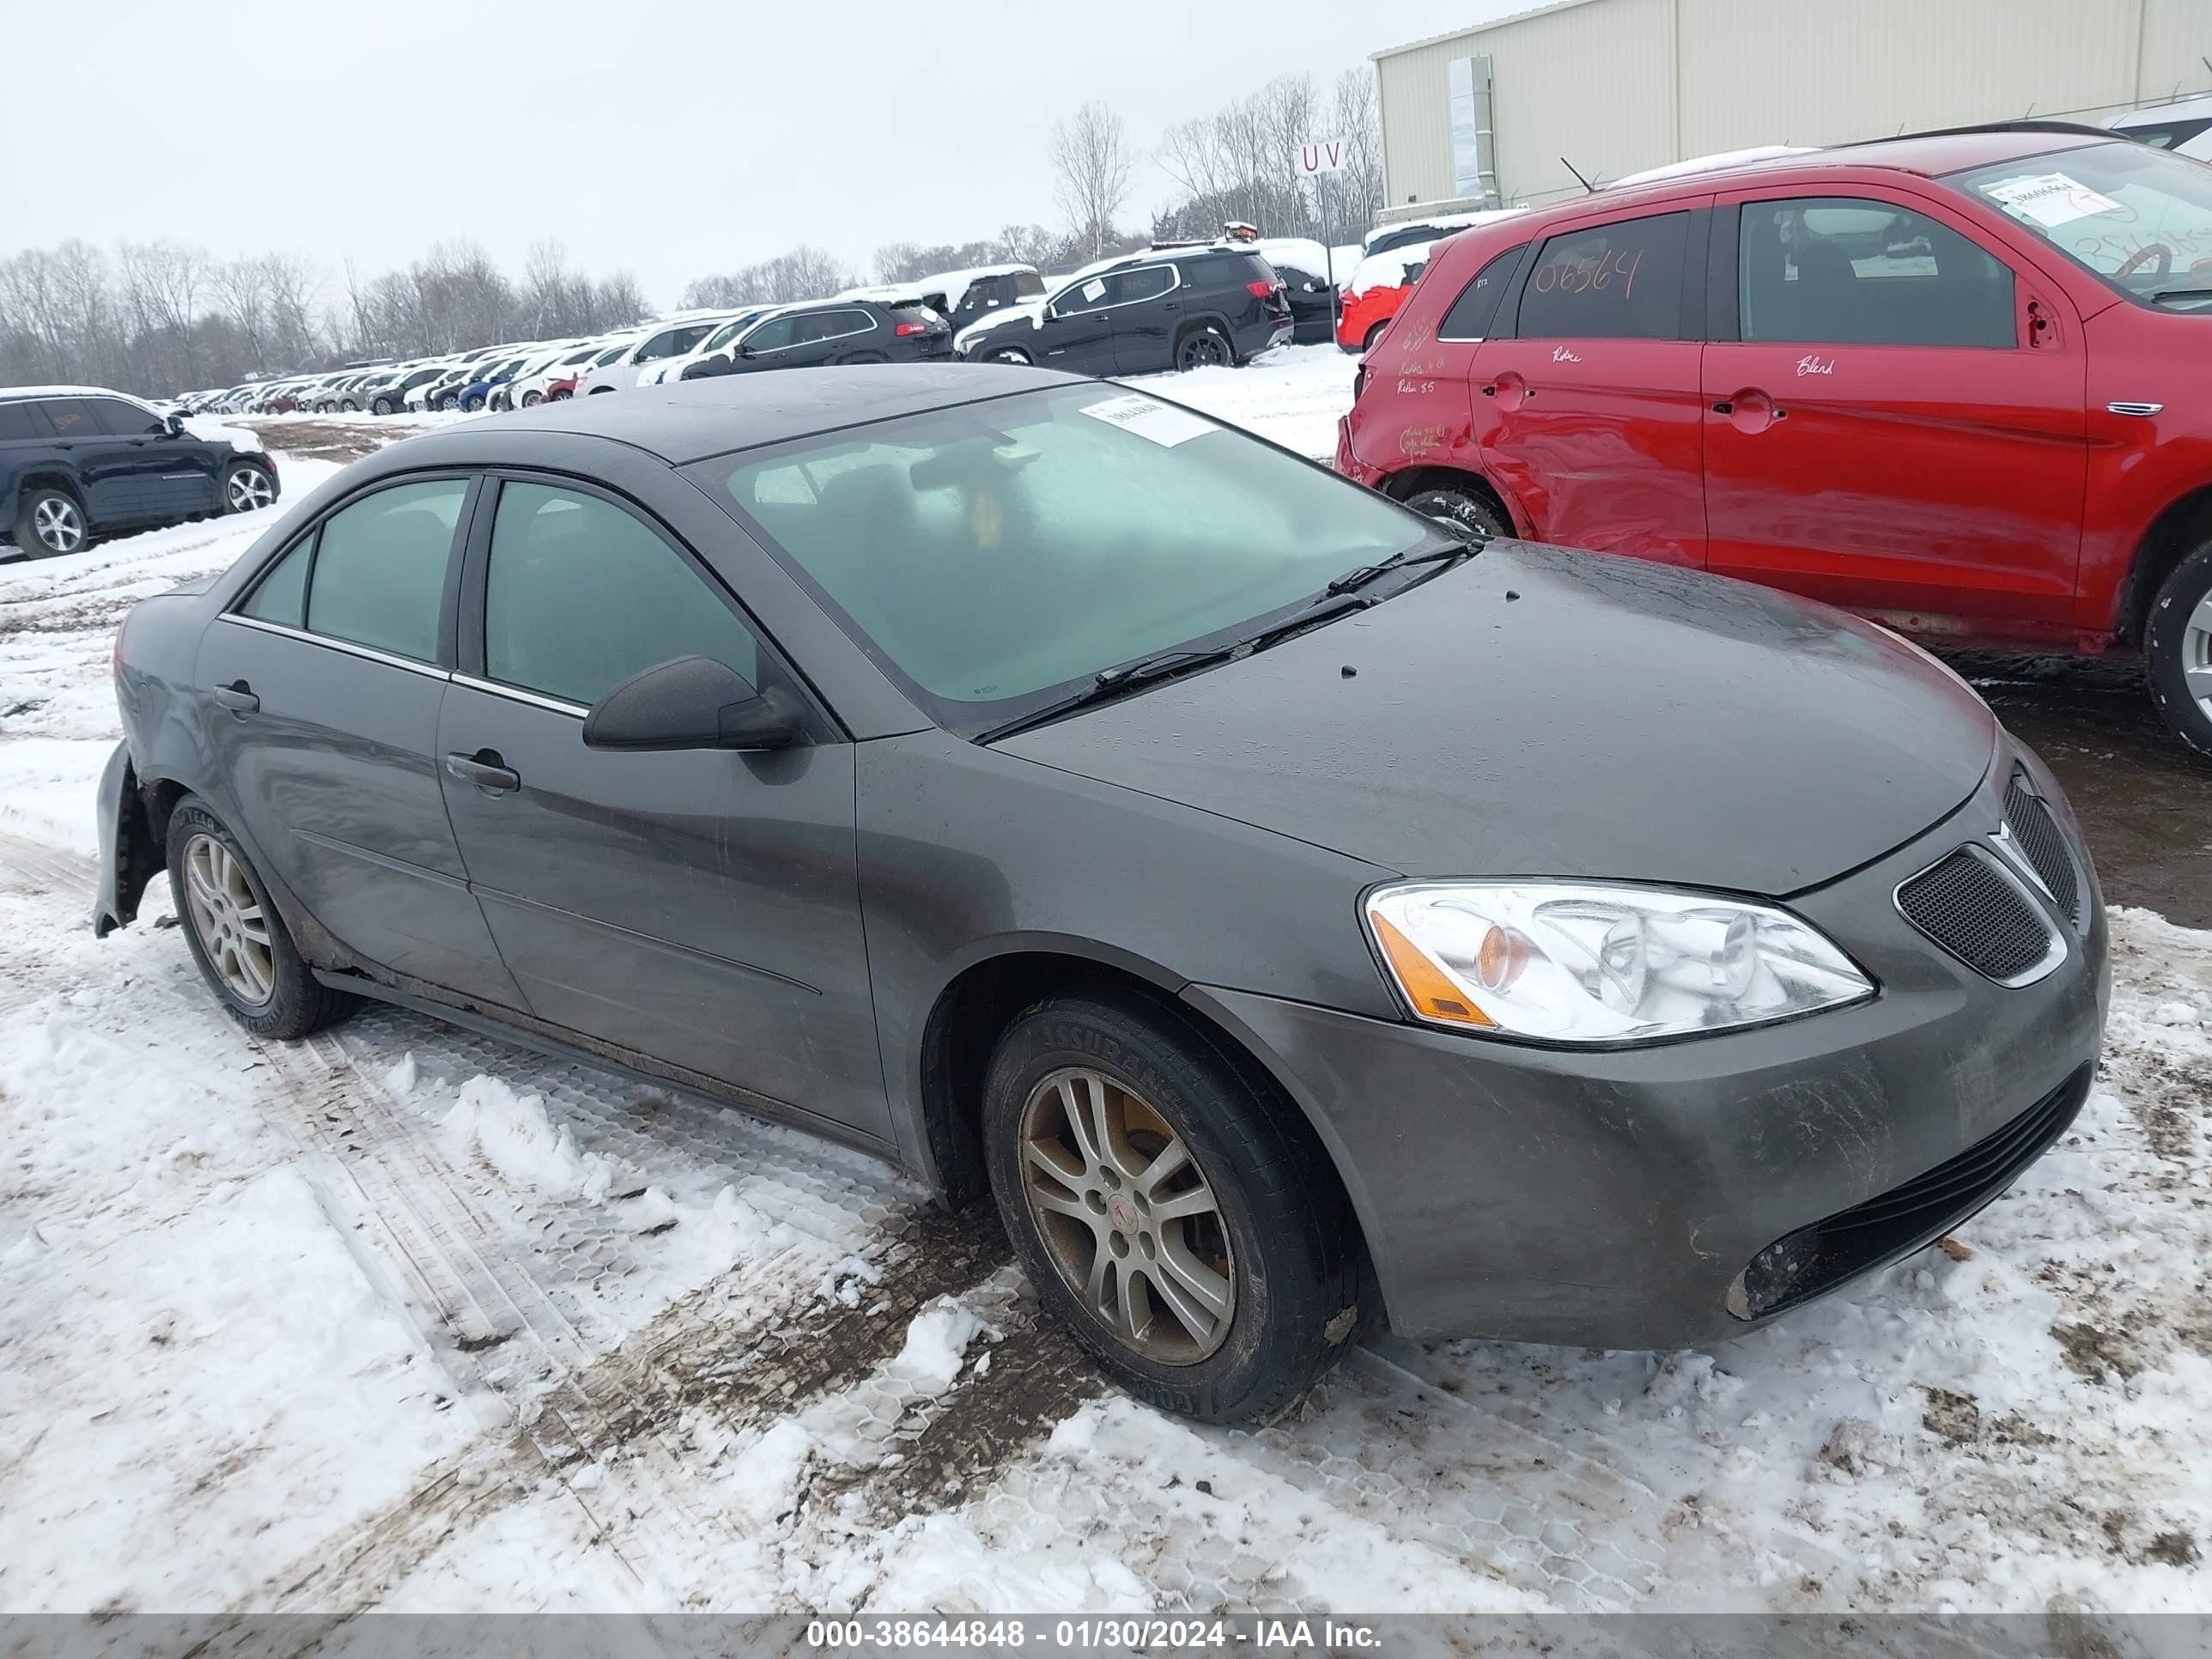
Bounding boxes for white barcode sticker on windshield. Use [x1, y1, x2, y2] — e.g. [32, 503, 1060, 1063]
[1080, 393, 1217, 447]
[1983, 172, 2124, 228]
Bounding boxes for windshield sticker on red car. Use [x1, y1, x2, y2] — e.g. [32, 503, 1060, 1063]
[1983, 173, 2125, 229]
[1080, 394, 1216, 447]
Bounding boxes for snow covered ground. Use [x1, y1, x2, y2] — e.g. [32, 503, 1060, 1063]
[2, 348, 2209, 1619]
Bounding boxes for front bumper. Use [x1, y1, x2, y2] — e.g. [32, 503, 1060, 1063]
[1184, 737, 2110, 1347]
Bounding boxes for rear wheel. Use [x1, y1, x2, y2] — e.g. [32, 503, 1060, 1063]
[1176, 326, 1233, 371]
[984, 993, 1364, 1423]
[14, 487, 87, 557]
[981, 345, 1035, 366]
[370, 396, 395, 416]
[461, 393, 484, 413]
[167, 797, 356, 1040]
[1401, 483, 1510, 541]
[546, 388, 572, 401]
[520, 390, 542, 407]
[2145, 537, 2212, 762]
[1363, 322, 1388, 351]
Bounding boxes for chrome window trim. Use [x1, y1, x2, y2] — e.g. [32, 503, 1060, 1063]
[1891, 840, 2068, 989]
[452, 672, 590, 720]
[216, 612, 450, 681]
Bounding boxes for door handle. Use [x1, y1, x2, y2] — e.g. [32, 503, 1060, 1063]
[1482, 383, 1496, 395]
[1711, 401, 1733, 415]
[212, 681, 258, 714]
[444, 750, 520, 793]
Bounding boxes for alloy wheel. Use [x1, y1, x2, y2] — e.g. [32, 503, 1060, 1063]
[1017, 1066, 1237, 1363]
[32, 495, 85, 554]
[1178, 332, 1231, 370]
[227, 466, 276, 513]
[2185, 592, 2212, 723]
[181, 833, 275, 1006]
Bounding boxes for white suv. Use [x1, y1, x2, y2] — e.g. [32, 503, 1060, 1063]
[574, 314, 744, 395]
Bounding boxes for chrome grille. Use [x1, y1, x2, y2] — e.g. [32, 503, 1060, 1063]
[1895, 847, 2061, 984]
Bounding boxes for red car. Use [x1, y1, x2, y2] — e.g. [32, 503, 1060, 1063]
[1337, 123, 2212, 757]
[1336, 211, 1525, 353]
[542, 375, 578, 401]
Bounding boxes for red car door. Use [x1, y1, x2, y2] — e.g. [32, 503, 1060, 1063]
[1470, 204, 1710, 568]
[1700, 185, 2088, 640]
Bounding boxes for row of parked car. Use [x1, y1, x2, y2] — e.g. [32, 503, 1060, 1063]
[172, 236, 1371, 423]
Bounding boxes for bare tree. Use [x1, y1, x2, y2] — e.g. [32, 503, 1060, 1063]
[210, 258, 271, 370]
[1329, 67, 1385, 234]
[1050, 100, 1134, 261]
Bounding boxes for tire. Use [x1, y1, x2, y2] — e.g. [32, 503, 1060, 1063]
[222, 459, 277, 515]
[370, 397, 395, 416]
[2144, 537, 2212, 762]
[438, 393, 459, 411]
[461, 394, 484, 413]
[167, 797, 356, 1041]
[839, 351, 888, 365]
[546, 388, 572, 401]
[981, 345, 1035, 366]
[520, 390, 542, 407]
[13, 486, 88, 557]
[1363, 322, 1388, 352]
[1175, 325, 1234, 372]
[1401, 483, 1511, 541]
[983, 992, 1364, 1424]
[339, 399, 360, 413]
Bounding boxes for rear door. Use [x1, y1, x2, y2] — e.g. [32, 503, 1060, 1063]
[37, 397, 149, 526]
[1472, 206, 1711, 568]
[1107, 266, 1183, 373]
[434, 475, 890, 1144]
[197, 475, 526, 1008]
[1701, 187, 2087, 634]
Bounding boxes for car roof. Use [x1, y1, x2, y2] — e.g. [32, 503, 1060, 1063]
[381, 363, 1085, 467]
[0, 384, 149, 403]
[1575, 126, 2118, 215]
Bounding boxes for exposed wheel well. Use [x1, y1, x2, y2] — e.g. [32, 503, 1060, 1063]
[1380, 465, 1515, 531]
[2119, 484, 2212, 646]
[15, 470, 83, 506]
[917, 952, 1355, 1221]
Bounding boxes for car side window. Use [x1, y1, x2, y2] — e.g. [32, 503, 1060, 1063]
[1439, 243, 1530, 340]
[91, 398, 167, 436]
[746, 317, 798, 352]
[1114, 267, 1176, 304]
[635, 331, 678, 363]
[1739, 197, 2015, 349]
[1516, 212, 1690, 341]
[305, 478, 468, 662]
[483, 481, 760, 708]
[1056, 276, 1115, 315]
[40, 398, 100, 439]
[240, 537, 313, 627]
[0, 402, 47, 441]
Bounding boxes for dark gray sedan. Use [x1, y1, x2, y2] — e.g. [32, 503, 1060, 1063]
[93, 368, 2109, 1422]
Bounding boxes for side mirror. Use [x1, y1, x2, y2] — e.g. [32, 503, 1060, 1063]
[166, 412, 188, 436]
[581, 655, 803, 753]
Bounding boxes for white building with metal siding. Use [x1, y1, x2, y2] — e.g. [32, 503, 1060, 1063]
[1374, 0, 2210, 217]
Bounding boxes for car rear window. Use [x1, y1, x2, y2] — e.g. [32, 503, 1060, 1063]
[1516, 211, 1690, 341]
[1014, 270, 1046, 297]
[890, 306, 943, 329]
[40, 399, 100, 439]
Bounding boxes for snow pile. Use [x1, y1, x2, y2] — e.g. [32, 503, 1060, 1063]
[441, 1075, 617, 1203]
[1348, 242, 1436, 295]
[1362, 206, 1527, 250]
[1612, 145, 1819, 188]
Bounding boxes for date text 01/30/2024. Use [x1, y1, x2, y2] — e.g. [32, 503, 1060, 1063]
[805, 1619, 1385, 1650]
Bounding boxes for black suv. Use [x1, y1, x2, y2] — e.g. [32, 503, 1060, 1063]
[682, 300, 955, 380]
[2, 389, 281, 559]
[957, 249, 1293, 374]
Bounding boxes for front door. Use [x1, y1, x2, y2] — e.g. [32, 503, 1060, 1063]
[38, 397, 149, 526]
[1037, 279, 1118, 373]
[91, 397, 221, 519]
[434, 476, 891, 1146]
[197, 476, 526, 1008]
[1471, 207, 1710, 568]
[1701, 189, 2088, 635]
[1108, 266, 1182, 373]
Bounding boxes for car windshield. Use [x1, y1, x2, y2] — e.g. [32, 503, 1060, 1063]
[1948, 141, 2212, 309]
[691, 383, 1437, 735]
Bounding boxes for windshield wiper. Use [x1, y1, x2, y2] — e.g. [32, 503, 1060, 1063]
[975, 596, 1377, 744]
[2148, 285, 2212, 305]
[1323, 535, 1481, 598]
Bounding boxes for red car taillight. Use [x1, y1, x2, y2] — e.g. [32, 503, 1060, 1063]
[896, 322, 927, 336]
[1247, 279, 1281, 299]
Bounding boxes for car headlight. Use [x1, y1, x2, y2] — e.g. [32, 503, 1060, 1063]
[1364, 881, 1874, 1044]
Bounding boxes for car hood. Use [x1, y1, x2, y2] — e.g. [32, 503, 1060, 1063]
[955, 299, 1047, 351]
[999, 544, 1996, 896]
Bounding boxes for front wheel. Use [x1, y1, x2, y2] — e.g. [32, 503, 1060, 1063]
[370, 397, 395, 416]
[14, 487, 87, 557]
[1176, 326, 1233, 371]
[984, 994, 1364, 1423]
[520, 390, 542, 407]
[167, 798, 356, 1040]
[1401, 484, 1510, 541]
[2145, 538, 2212, 762]
[222, 460, 276, 515]
[546, 388, 572, 401]
[460, 394, 484, 413]
[981, 345, 1035, 366]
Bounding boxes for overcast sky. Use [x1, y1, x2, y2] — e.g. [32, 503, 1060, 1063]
[3, 0, 1523, 304]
